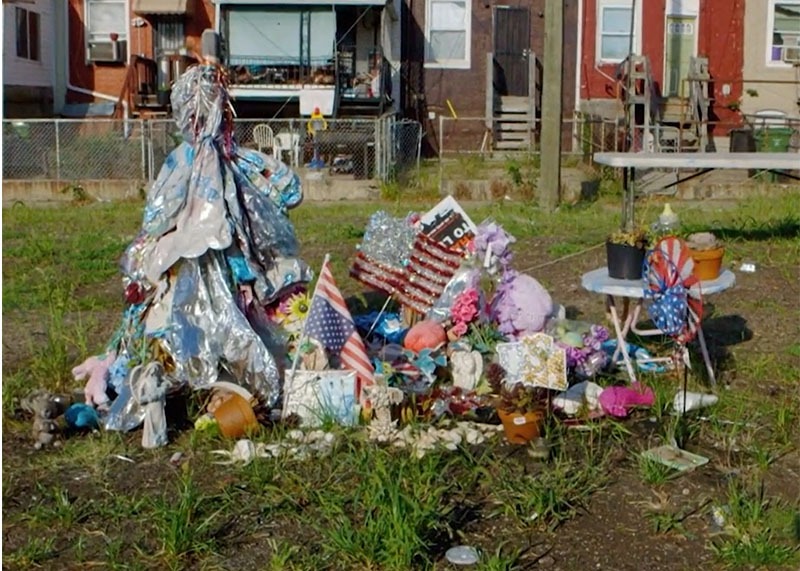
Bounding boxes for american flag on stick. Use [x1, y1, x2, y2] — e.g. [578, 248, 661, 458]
[305, 255, 374, 400]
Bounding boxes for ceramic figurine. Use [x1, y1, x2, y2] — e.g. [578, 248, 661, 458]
[132, 362, 169, 448]
[450, 350, 484, 391]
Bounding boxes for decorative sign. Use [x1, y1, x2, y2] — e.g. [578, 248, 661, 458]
[283, 370, 359, 426]
[496, 333, 568, 391]
[419, 196, 477, 252]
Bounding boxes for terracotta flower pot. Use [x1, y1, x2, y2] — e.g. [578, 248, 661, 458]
[213, 393, 259, 438]
[690, 247, 724, 281]
[497, 408, 544, 444]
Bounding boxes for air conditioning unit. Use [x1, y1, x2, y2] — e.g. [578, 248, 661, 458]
[783, 46, 800, 64]
[87, 40, 127, 64]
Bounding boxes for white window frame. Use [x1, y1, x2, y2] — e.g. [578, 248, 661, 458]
[596, 1, 640, 64]
[15, 7, 41, 62]
[424, 0, 471, 70]
[85, 0, 128, 45]
[766, 0, 800, 67]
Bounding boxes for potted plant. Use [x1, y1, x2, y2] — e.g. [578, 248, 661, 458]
[157, 86, 171, 107]
[485, 363, 548, 444]
[606, 227, 650, 280]
[686, 232, 724, 280]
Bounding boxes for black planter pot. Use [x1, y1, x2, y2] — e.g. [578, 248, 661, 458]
[606, 241, 646, 280]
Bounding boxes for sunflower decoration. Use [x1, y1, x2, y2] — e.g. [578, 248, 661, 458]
[287, 292, 311, 323]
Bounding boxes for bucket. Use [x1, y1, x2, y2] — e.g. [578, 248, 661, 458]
[690, 247, 724, 281]
[213, 393, 259, 438]
[497, 409, 544, 444]
[606, 242, 646, 280]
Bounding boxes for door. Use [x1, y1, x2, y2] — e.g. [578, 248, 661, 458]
[493, 6, 530, 96]
[665, 16, 696, 97]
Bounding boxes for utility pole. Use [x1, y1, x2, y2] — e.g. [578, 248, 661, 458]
[538, 0, 563, 211]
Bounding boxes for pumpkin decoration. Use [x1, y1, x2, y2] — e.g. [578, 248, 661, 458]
[403, 320, 447, 353]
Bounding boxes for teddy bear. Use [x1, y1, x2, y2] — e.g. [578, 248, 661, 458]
[26, 392, 63, 450]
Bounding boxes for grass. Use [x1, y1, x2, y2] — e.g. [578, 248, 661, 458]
[3, 190, 800, 569]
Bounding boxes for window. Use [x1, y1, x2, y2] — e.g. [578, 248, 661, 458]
[86, 0, 128, 45]
[15, 8, 41, 61]
[425, 0, 471, 69]
[769, 1, 800, 62]
[154, 16, 185, 57]
[598, 5, 634, 62]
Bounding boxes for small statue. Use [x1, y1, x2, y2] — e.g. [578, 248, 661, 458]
[27, 392, 63, 450]
[451, 350, 484, 391]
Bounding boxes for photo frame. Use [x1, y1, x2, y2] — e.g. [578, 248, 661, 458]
[283, 369, 359, 427]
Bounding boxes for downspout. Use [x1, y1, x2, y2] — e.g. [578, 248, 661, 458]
[574, 0, 584, 151]
[62, 2, 130, 133]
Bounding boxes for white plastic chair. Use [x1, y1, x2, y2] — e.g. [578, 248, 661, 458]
[274, 131, 301, 167]
[253, 124, 275, 154]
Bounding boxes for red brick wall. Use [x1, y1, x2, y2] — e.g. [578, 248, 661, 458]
[66, 0, 216, 104]
[580, 0, 744, 133]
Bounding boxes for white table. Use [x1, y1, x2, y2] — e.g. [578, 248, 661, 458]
[593, 151, 800, 231]
[581, 267, 736, 385]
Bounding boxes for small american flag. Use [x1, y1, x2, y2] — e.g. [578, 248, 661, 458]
[305, 257, 374, 399]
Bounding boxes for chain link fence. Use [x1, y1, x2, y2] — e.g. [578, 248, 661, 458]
[2, 115, 423, 185]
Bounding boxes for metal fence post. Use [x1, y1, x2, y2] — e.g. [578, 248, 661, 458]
[140, 119, 147, 182]
[438, 114, 444, 194]
[55, 119, 61, 182]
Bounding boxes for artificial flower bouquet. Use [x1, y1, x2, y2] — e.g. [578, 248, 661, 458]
[547, 319, 610, 379]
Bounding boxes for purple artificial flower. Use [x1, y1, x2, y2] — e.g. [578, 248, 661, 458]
[473, 222, 516, 270]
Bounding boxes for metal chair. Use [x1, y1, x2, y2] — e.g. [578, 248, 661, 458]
[252, 123, 275, 154]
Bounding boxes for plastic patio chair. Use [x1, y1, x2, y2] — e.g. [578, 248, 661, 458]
[274, 131, 301, 167]
[253, 124, 275, 154]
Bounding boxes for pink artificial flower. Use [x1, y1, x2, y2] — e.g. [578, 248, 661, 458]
[451, 288, 479, 324]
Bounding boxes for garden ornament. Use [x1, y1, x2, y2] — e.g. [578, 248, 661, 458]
[450, 350, 483, 391]
[28, 392, 62, 449]
[72, 352, 116, 408]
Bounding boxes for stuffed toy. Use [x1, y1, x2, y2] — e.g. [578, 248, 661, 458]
[492, 270, 553, 340]
[72, 352, 116, 408]
[29, 393, 62, 449]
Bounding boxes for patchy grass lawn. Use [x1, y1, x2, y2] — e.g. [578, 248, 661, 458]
[3, 191, 799, 570]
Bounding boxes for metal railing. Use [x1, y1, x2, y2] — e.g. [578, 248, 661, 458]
[2, 116, 423, 185]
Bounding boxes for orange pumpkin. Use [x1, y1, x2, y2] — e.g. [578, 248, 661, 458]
[403, 320, 447, 353]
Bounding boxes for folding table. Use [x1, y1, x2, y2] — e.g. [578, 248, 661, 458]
[581, 267, 736, 386]
[593, 151, 800, 231]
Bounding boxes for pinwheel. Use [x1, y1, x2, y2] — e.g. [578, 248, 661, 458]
[643, 236, 703, 345]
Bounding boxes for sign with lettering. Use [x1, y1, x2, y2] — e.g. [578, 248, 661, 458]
[418, 196, 476, 252]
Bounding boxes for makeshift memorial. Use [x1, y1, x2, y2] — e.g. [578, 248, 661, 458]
[549, 320, 610, 379]
[418, 196, 477, 252]
[213, 392, 260, 438]
[606, 227, 650, 280]
[552, 381, 604, 417]
[403, 320, 447, 353]
[495, 334, 568, 392]
[486, 362, 550, 444]
[686, 232, 725, 280]
[598, 382, 655, 417]
[283, 369, 359, 427]
[29, 392, 62, 449]
[132, 362, 168, 448]
[74, 62, 312, 435]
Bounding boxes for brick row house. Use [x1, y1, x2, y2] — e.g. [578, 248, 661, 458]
[3, 1, 798, 152]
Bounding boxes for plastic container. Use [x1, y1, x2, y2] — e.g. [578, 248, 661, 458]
[755, 127, 793, 153]
[497, 409, 544, 444]
[651, 203, 680, 236]
[690, 247, 725, 280]
[213, 393, 259, 438]
[606, 242, 646, 280]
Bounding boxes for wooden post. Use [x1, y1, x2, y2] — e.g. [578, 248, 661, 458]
[538, 0, 563, 211]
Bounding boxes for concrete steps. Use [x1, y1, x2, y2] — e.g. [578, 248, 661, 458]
[493, 96, 535, 151]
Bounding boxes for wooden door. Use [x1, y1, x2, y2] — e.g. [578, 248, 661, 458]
[493, 6, 531, 96]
